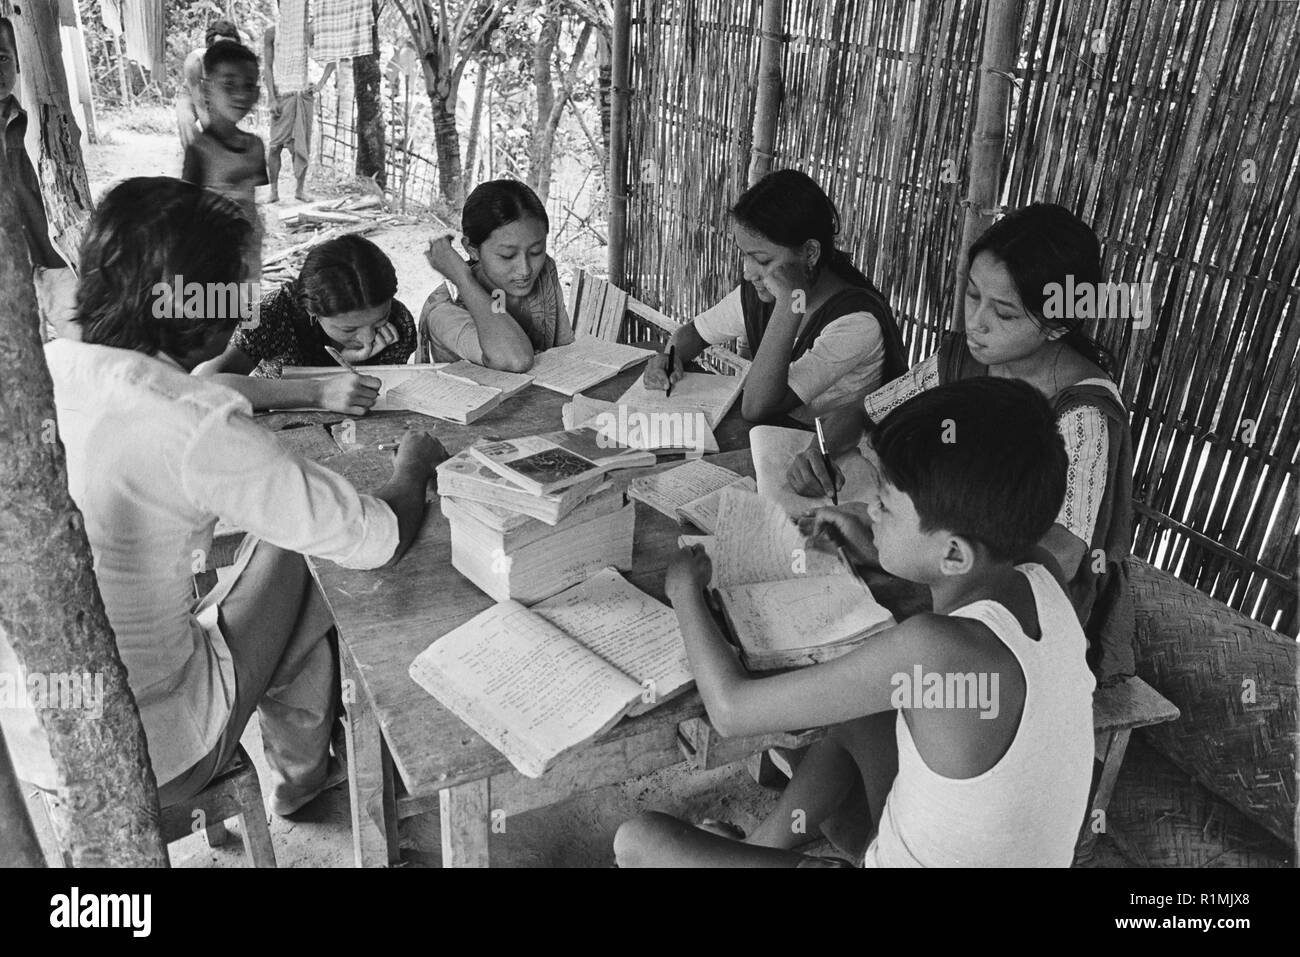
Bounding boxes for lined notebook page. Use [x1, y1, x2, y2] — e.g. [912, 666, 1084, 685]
[570, 336, 656, 371]
[529, 349, 613, 395]
[719, 576, 891, 653]
[386, 373, 501, 421]
[532, 568, 692, 713]
[710, 487, 843, 587]
[278, 364, 437, 411]
[409, 602, 642, 778]
[615, 372, 746, 427]
[438, 360, 534, 397]
[629, 460, 744, 518]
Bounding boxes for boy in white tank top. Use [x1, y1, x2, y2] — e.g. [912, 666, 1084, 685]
[615, 377, 1096, 867]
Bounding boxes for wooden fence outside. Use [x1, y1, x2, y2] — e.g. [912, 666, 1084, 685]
[621, 0, 1299, 632]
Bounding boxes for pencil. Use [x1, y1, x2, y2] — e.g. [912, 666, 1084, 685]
[825, 526, 869, 588]
[324, 345, 358, 374]
[815, 416, 837, 506]
[665, 345, 676, 398]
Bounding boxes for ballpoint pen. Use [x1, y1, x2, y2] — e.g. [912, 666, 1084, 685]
[324, 345, 358, 374]
[815, 416, 837, 506]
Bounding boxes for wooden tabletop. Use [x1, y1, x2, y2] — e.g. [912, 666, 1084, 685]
[257, 366, 926, 796]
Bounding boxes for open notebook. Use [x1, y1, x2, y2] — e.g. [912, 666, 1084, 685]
[408, 568, 692, 778]
[683, 487, 894, 670]
[278, 363, 506, 422]
[628, 459, 757, 532]
[528, 336, 656, 395]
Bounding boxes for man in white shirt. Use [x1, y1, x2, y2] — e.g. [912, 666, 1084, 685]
[0, 177, 444, 816]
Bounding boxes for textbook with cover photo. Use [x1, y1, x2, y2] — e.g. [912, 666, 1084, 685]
[468, 427, 655, 495]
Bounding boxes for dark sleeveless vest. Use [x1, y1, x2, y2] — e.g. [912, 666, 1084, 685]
[737, 279, 908, 385]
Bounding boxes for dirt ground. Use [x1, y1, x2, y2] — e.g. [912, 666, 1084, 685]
[77, 108, 1136, 870]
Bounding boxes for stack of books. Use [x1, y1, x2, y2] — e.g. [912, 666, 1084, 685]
[436, 427, 655, 603]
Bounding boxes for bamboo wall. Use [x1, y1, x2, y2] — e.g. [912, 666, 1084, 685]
[623, 0, 1299, 632]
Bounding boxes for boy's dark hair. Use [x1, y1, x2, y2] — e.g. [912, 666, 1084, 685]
[74, 177, 252, 357]
[203, 40, 258, 75]
[206, 19, 240, 47]
[295, 234, 397, 318]
[870, 377, 1068, 562]
[461, 179, 549, 247]
[968, 203, 1117, 375]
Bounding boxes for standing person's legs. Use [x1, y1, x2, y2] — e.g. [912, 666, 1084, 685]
[291, 91, 313, 201]
[267, 94, 296, 202]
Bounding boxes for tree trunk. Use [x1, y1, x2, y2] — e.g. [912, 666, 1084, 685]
[429, 86, 464, 205]
[0, 160, 167, 869]
[7, 0, 94, 267]
[532, 20, 593, 207]
[464, 59, 486, 186]
[353, 0, 385, 189]
[527, 3, 560, 200]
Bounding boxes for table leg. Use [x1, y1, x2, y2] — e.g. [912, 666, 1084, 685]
[341, 651, 400, 867]
[439, 779, 491, 868]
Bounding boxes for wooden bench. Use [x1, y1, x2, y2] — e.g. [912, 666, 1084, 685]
[568, 269, 751, 378]
[1079, 674, 1180, 856]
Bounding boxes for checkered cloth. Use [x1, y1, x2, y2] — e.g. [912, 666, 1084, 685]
[312, 0, 376, 61]
[273, 0, 310, 93]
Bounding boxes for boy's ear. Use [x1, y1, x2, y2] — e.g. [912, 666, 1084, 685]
[937, 534, 978, 577]
[462, 240, 479, 261]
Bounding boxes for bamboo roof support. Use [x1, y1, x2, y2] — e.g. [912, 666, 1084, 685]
[951, 0, 1019, 330]
[607, 0, 632, 288]
[748, 0, 785, 185]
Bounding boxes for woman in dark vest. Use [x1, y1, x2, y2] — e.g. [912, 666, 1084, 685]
[643, 169, 906, 427]
[790, 203, 1136, 685]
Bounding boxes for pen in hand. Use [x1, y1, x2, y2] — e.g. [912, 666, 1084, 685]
[324, 345, 358, 374]
[665, 345, 676, 398]
[815, 416, 837, 506]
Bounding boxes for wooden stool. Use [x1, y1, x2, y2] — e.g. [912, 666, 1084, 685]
[159, 745, 277, 868]
[1077, 675, 1180, 856]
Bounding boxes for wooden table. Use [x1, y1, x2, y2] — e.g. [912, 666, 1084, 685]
[257, 368, 924, 867]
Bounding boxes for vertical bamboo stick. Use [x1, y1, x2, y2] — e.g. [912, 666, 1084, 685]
[748, 0, 784, 185]
[608, 0, 632, 287]
[950, 0, 1019, 330]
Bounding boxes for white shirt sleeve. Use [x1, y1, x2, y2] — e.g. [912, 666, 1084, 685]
[786, 311, 885, 407]
[691, 286, 747, 344]
[862, 352, 941, 423]
[181, 406, 400, 570]
[1055, 405, 1109, 545]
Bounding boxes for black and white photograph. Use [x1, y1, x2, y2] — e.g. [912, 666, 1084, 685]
[0, 0, 1294, 923]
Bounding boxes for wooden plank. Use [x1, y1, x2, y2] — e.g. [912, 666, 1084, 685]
[1092, 675, 1180, 735]
[439, 779, 490, 868]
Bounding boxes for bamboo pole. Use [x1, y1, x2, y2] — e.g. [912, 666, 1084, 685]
[950, 0, 1019, 330]
[748, 0, 785, 185]
[607, 0, 632, 287]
